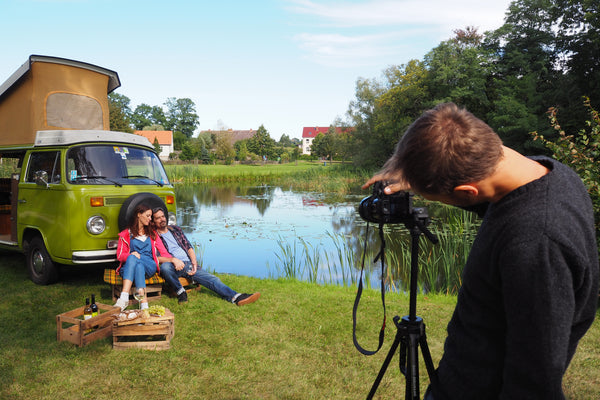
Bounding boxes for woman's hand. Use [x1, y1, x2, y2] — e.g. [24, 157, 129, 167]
[131, 251, 141, 259]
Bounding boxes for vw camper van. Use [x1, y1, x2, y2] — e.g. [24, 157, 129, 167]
[0, 55, 176, 284]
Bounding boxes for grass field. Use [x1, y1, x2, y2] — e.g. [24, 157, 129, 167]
[1, 252, 599, 400]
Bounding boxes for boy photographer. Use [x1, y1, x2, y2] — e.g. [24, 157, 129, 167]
[364, 102, 598, 399]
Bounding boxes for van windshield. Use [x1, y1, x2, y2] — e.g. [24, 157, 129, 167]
[66, 145, 170, 186]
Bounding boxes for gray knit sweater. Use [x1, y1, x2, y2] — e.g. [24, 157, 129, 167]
[431, 156, 598, 399]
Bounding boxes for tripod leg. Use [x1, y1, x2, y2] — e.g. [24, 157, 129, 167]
[367, 328, 403, 400]
[406, 331, 420, 400]
[419, 326, 438, 388]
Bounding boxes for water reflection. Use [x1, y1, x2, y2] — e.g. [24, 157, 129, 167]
[174, 183, 480, 293]
[175, 183, 366, 276]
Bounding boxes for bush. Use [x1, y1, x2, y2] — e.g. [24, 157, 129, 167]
[532, 97, 600, 249]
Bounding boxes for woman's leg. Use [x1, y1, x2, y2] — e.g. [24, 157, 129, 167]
[115, 255, 141, 310]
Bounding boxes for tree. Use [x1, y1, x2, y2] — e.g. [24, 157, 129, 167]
[347, 61, 428, 168]
[179, 142, 198, 161]
[108, 92, 133, 132]
[552, 0, 600, 132]
[214, 133, 236, 164]
[236, 141, 249, 162]
[173, 131, 187, 151]
[164, 97, 199, 139]
[346, 77, 387, 168]
[247, 125, 276, 160]
[310, 130, 336, 163]
[131, 104, 167, 130]
[152, 137, 161, 154]
[483, 0, 560, 152]
[425, 27, 492, 117]
[278, 134, 293, 147]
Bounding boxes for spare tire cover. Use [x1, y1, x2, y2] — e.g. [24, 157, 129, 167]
[118, 192, 167, 231]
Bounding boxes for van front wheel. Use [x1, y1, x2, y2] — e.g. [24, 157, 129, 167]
[26, 236, 59, 285]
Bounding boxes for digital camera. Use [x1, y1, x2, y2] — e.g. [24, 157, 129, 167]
[359, 181, 424, 224]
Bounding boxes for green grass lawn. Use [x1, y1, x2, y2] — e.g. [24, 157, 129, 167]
[1, 252, 598, 399]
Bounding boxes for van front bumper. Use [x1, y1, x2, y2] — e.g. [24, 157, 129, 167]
[72, 249, 117, 264]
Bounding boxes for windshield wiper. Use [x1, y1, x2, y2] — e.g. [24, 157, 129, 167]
[72, 175, 122, 187]
[122, 175, 164, 187]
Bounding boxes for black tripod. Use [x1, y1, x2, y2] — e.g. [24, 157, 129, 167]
[367, 215, 439, 400]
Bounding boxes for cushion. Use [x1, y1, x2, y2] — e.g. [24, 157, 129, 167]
[103, 268, 165, 285]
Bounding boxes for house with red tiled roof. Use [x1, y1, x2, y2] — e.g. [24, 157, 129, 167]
[301, 126, 351, 155]
[134, 130, 173, 160]
[301, 127, 328, 155]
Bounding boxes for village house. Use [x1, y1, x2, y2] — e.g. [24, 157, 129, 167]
[134, 130, 173, 161]
[301, 126, 348, 155]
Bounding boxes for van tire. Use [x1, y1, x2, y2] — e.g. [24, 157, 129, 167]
[26, 236, 59, 285]
[118, 193, 167, 231]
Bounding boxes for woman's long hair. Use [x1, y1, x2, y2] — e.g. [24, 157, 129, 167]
[128, 203, 156, 240]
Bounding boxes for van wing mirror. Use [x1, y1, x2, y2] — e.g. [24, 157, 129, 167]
[34, 170, 49, 188]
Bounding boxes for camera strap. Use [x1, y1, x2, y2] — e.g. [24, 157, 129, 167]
[352, 222, 387, 356]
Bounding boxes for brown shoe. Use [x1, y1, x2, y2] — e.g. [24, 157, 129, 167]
[234, 292, 261, 306]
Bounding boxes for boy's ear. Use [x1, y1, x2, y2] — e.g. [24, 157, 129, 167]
[453, 184, 479, 197]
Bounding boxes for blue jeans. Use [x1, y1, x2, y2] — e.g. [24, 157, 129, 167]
[160, 262, 237, 302]
[120, 254, 157, 288]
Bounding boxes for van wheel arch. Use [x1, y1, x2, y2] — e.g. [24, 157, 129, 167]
[118, 193, 167, 231]
[25, 234, 59, 285]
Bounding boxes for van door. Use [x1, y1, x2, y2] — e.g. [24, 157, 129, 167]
[18, 150, 69, 259]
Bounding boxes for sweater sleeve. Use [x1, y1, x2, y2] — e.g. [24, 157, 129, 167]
[116, 234, 130, 264]
[499, 235, 575, 399]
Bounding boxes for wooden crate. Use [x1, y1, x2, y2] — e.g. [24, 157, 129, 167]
[112, 309, 174, 350]
[57, 303, 120, 347]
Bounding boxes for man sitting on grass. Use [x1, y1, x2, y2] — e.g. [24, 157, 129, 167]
[152, 207, 260, 306]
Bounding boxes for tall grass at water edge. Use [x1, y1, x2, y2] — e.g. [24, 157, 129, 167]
[165, 162, 372, 193]
[271, 206, 480, 295]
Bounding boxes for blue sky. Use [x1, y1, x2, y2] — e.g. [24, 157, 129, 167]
[0, 0, 511, 139]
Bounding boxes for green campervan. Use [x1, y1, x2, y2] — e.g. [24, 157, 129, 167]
[0, 55, 176, 284]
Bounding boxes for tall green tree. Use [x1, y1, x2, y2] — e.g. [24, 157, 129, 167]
[131, 103, 167, 130]
[108, 92, 133, 132]
[484, 0, 559, 152]
[347, 61, 428, 168]
[310, 130, 336, 163]
[552, 0, 600, 132]
[425, 27, 492, 117]
[346, 77, 387, 168]
[164, 97, 199, 139]
[247, 125, 276, 160]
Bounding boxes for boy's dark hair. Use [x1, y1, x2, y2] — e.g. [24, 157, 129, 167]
[383, 102, 503, 195]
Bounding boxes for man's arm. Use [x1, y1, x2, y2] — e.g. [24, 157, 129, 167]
[500, 237, 575, 398]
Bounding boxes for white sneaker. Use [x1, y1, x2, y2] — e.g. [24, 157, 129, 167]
[114, 297, 129, 311]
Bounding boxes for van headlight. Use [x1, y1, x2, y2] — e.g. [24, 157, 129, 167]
[168, 212, 177, 226]
[87, 216, 106, 234]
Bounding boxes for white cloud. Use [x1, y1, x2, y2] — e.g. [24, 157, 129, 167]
[287, 0, 511, 67]
[287, 0, 509, 32]
[294, 31, 423, 67]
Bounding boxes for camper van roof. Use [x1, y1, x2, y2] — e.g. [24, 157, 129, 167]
[0, 55, 121, 99]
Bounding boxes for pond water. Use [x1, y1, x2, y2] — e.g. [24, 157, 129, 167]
[174, 183, 479, 292]
[175, 184, 367, 279]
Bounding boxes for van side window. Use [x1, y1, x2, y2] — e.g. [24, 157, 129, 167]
[26, 152, 60, 184]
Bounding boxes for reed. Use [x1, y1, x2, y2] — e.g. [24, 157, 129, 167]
[273, 207, 480, 295]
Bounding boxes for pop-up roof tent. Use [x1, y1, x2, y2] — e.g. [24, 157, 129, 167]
[0, 55, 121, 147]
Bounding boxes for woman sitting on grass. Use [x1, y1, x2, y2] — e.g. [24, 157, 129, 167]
[114, 203, 171, 311]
